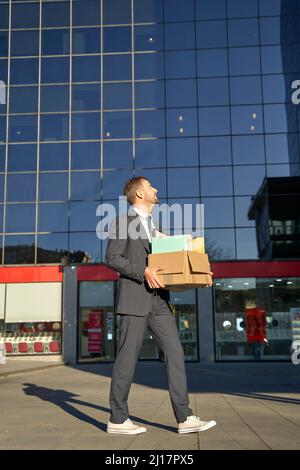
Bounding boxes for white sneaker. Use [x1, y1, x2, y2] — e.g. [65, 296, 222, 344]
[178, 415, 216, 434]
[107, 418, 147, 435]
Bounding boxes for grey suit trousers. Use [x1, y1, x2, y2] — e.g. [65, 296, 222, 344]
[109, 293, 194, 424]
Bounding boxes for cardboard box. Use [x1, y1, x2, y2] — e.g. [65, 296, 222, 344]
[148, 251, 212, 292]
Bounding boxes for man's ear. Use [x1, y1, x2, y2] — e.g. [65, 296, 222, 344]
[136, 190, 143, 200]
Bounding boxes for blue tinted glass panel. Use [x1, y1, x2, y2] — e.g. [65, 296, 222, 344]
[42, 29, 70, 55]
[6, 204, 35, 233]
[72, 142, 100, 170]
[102, 169, 133, 199]
[261, 46, 283, 74]
[228, 19, 259, 47]
[4, 234, 35, 264]
[262, 75, 286, 103]
[134, 0, 163, 23]
[265, 134, 290, 164]
[104, 27, 131, 53]
[71, 232, 102, 263]
[201, 167, 233, 196]
[72, 84, 101, 111]
[205, 228, 236, 260]
[70, 201, 101, 231]
[72, 112, 101, 140]
[135, 81, 164, 108]
[234, 197, 255, 227]
[200, 136, 231, 165]
[232, 135, 265, 164]
[264, 104, 294, 133]
[7, 173, 36, 202]
[229, 47, 260, 75]
[230, 76, 262, 105]
[103, 0, 131, 24]
[38, 203, 69, 232]
[72, 56, 100, 82]
[104, 54, 131, 81]
[135, 25, 163, 52]
[0, 145, 5, 172]
[103, 141, 133, 169]
[11, 31, 39, 57]
[197, 49, 227, 77]
[236, 228, 258, 259]
[196, 21, 227, 49]
[202, 197, 234, 228]
[41, 85, 69, 112]
[166, 79, 197, 108]
[196, 0, 226, 20]
[0, 175, 4, 200]
[8, 144, 37, 172]
[168, 168, 199, 197]
[165, 51, 196, 79]
[266, 164, 291, 177]
[39, 172, 68, 201]
[164, 0, 194, 22]
[103, 112, 132, 139]
[259, 0, 282, 16]
[136, 168, 167, 198]
[103, 83, 131, 110]
[227, 0, 258, 17]
[0, 204, 3, 232]
[12, 2, 39, 29]
[9, 86, 37, 113]
[72, 28, 101, 54]
[165, 22, 195, 50]
[135, 53, 164, 80]
[233, 165, 266, 195]
[0, 32, 8, 57]
[9, 115, 38, 142]
[0, 116, 6, 143]
[40, 143, 69, 171]
[198, 107, 230, 136]
[40, 114, 69, 141]
[42, 57, 69, 84]
[231, 106, 263, 135]
[166, 108, 197, 137]
[167, 137, 198, 167]
[37, 234, 68, 263]
[198, 77, 229, 106]
[136, 110, 165, 138]
[71, 171, 101, 200]
[0, 4, 8, 29]
[260, 17, 281, 45]
[135, 139, 166, 168]
[42, 1, 70, 27]
[0, 59, 8, 84]
[11, 58, 39, 85]
[73, 0, 101, 26]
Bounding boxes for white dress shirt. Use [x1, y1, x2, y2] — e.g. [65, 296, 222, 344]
[131, 206, 155, 242]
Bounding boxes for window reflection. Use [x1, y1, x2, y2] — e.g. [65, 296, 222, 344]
[197, 49, 228, 77]
[103, 0, 131, 24]
[166, 51, 196, 79]
[103, 112, 132, 139]
[198, 78, 229, 106]
[6, 204, 35, 233]
[8, 144, 37, 172]
[12, 2, 39, 29]
[229, 47, 260, 75]
[37, 234, 68, 264]
[72, 56, 100, 83]
[227, 0, 258, 18]
[103, 83, 131, 110]
[42, 1, 70, 27]
[40, 114, 69, 141]
[10, 86, 38, 113]
[72, 142, 100, 170]
[230, 76, 262, 105]
[11, 58, 39, 85]
[72, 112, 100, 140]
[167, 137, 198, 167]
[69, 232, 101, 263]
[135, 81, 165, 108]
[202, 197, 234, 228]
[42, 57, 69, 84]
[39, 173, 68, 201]
[0, 4, 9, 30]
[201, 167, 233, 197]
[41, 85, 69, 113]
[38, 203, 68, 232]
[198, 107, 230, 136]
[165, 22, 195, 50]
[104, 27, 131, 53]
[168, 168, 199, 197]
[11, 31, 39, 57]
[228, 19, 259, 47]
[196, 21, 227, 49]
[261, 46, 283, 74]
[233, 165, 266, 196]
[204, 228, 236, 260]
[136, 110, 165, 138]
[72, 28, 101, 54]
[166, 108, 197, 137]
[264, 104, 294, 133]
[262, 75, 286, 104]
[164, 0, 194, 22]
[40, 143, 69, 171]
[42, 29, 70, 56]
[135, 25, 163, 51]
[234, 197, 255, 227]
[71, 172, 101, 201]
[102, 169, 133, 199]
[70, 201, 102, 231]
[73, 0, 101, 26]
[200, 136, 231, 166]
[104, 54, 132, 81]
[134, 53, 164, 80]
[9, 115, 38, 142]
[260, 17, 281, 45]
[72, 84, 101, 111]
[265, 134, 290, 164]
[4, 235, 35, 265]
[231, 106, 263, 135]
[196, 0, 226, 20]
[166, 79, 196, 108]
[232, 135, 265, 165]
[135, 139, 166, 168]
[236, 228, 258, 259]
[0, 32, 8, 58]
[134, 0, 163, 23]
[0, 145, 5, 172]
[103, 141, 133, 169]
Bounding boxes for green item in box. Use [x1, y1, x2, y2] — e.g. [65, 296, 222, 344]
[151, 234, 191, 254]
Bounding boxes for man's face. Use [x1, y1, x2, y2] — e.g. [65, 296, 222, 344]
[141, 179, 159, 205]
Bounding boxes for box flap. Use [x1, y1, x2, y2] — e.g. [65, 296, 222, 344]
[148, 251, 186, 274]
[187, 252, 210, 273]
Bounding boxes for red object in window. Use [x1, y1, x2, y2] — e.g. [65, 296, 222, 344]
[49, 341, 60, 353]
[5, 342, 13, 353]
[33, 342, 44, 353]
[18, 342, 28, 353]
[246, 308, 266, 343]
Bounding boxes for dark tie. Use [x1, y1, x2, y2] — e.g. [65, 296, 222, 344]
[146, 215, 155, 242]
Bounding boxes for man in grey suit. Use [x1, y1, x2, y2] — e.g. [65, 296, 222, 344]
[105, 176, 216, 435]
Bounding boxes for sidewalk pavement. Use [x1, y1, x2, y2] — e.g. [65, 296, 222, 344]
[0, 359, 300, 450]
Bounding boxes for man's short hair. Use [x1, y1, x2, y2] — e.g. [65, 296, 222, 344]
[124, 176, 149, 204]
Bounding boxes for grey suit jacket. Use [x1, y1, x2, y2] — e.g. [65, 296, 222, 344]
[105, 213, 171, 316]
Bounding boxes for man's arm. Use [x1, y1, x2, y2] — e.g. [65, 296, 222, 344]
[105, 218, 145, 283]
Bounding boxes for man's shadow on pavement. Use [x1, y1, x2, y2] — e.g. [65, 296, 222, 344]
[22, 383, 175, 433]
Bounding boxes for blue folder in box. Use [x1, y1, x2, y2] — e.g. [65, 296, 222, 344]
[151, 235, 191, 254]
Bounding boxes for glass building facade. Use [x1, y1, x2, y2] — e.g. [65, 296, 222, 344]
[0, 0, 300, 362]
